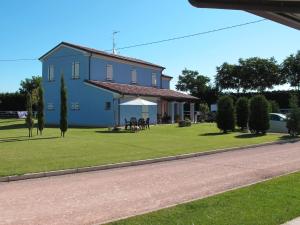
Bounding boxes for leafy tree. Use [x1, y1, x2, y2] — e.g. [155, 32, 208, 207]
[60, 74, 68, 137]
[289, 93, 299, 109]
[216, 96, 235, 133]
[239, 57, 282, 92]
[19, 76, 42, 108]
[199, 103, 209, 122]
[25, 93, 34, 137]
[287, 94, 300, 136]
[281, 51, 300, 91]
[176, 69, 210, 98]
[249, 95, 270, 134]
[37, 87, 45, 135]
[236, 97, 249, 131]
[269, 100, 280, 113]
[215, 63, 241, 92]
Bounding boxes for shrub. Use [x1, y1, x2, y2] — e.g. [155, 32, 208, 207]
[25, 93, 34, 137]
[199, 103, 209, 122]
[216, 96, 235, 133]
[269, 100, 280, 113]
[178, 119, 192, 127]
[249, 95, 270, 134]
[236, 97, 249, 131]
[287, 108, 300, 136]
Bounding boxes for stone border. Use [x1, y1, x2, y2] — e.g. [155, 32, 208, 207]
[0, 139, 298, 183]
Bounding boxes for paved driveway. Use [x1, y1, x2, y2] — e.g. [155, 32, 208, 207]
[1, 141, 300, 225]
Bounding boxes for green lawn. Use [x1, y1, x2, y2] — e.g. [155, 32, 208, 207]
[107, 172, 300, 225]
[0, 119, 285, 177]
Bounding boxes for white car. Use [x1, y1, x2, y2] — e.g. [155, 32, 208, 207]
[269, 113, 288, 133]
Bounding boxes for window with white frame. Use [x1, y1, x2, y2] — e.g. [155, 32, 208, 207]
[72, 62, 80, 79]
[152, 73, 157, 86]
[131, 69, 137, 84]
[47, 103, 54, 111]
[71, 102, 80, 111]
[48, 65, 54, 81]
[106, 64, 113, 81]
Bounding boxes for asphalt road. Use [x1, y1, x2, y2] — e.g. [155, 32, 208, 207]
[1, 141, 300, 225]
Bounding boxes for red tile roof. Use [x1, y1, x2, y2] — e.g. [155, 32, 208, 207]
[39, 42, 165, 69]
[85, 80, 198, 101]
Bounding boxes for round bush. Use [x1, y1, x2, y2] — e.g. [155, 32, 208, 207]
[236, 97, 249, 131]
[216, 96, 235, 133]
[249, 95, 270, 134]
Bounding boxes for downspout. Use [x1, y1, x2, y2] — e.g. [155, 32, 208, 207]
[88, 53, 92, 80]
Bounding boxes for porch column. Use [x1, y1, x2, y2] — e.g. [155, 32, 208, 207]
[180, 102, 185, 120]
[170, 101, 175, 123]
[190, 102, 195, 123]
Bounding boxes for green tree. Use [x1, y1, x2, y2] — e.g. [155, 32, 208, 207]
[37, 87, 45, 135]
[236, 97, 249, 131]
[25, 93, 34, 137]
[249, 95, 270, 134]
[19, 76, 42, 108]
[215, 63, 241, 92]
[269, 100, 280, 113]
[281, 51, 300, 91]
[199, 103, 209, 122]
[239, 57, 282, 92]
[287, 94, 300, 136]
[289, 93, 299, 109]
[216, 96, 235, 133]
[176, 69, 210, 98]
[60, 74, 68, 137]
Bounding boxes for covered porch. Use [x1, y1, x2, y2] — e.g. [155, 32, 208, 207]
[158, 99, 196, 124]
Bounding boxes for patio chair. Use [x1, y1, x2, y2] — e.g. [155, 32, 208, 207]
[124, 118, 131, 130]
[145, 118, 150, 129]
[130, 117, 138, 131]
[138, 118, 145, 130]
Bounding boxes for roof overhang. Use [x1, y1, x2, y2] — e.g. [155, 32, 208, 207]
[188, 0, 300, 30]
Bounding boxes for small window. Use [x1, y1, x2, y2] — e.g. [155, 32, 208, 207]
[72, 62, 80, 79]
[71, 102, 80, 111]
[48, 65, 54, 81]
[131, 69, 137, 84]
[152, 73, 157, 86]
[105, 102, 111, 110]
[107, 65, 113, 81]
[47, 103, 54, 111]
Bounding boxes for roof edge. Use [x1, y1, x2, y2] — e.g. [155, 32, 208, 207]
[39, 42, 166, 69]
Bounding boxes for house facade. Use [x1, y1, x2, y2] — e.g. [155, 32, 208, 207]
[40, 42, 197, 127]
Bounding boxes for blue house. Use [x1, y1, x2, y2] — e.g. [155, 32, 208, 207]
[39, 42, 197, 127]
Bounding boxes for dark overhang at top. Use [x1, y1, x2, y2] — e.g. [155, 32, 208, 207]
[188, 0, 300, 30]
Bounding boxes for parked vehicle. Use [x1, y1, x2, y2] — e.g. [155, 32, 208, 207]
[269, 113, 288, 133]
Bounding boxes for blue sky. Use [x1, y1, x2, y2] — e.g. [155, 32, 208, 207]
[0, 0, 299, 92]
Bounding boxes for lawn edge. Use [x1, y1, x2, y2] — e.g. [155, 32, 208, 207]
[0, 138, 298, 182]
[98, 169, 300, 225]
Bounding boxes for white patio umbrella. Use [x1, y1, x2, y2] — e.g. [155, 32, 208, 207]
[120, 97, 157, 106]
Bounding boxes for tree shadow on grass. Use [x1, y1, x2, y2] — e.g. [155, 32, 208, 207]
[0, 136, 60, 143]
[95, 130, 136, 134]
[0, 123, 26, 130]
[235, 133, 266, 139]
[278, 135, 300, 142]
[199, 132, 230, 136]
[0, 119, 21, 124]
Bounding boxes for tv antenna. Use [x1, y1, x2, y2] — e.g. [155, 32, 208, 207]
[112, 31, 120, 54]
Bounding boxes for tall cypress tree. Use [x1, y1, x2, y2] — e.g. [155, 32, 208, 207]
[216, 96, 235, 133]
[25, 92, 34, 137]
[37, 86, 45, 135]
[236, 97, 249, 131]
[60, 74, 68, 137]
